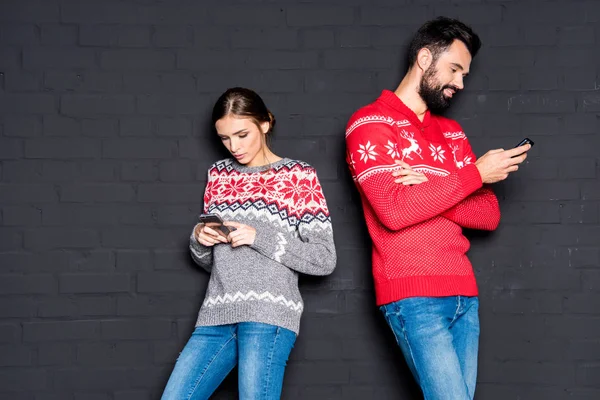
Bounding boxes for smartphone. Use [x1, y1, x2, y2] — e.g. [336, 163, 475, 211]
[198, 213, 236, 237]
[514, 138, 534, 148]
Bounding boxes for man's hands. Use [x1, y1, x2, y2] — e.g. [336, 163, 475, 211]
[475, 144, 530, 184]
[392, 160, 429, 185]
[391, 144, 531, 186]
[193, 221, 256, 248]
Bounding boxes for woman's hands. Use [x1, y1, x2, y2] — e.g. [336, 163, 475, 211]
[193, 221, 256, 248]
[193, 223, 228, 247]
[224, 221, 256, 248]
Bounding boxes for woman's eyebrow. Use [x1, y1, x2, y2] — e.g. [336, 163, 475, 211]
[218, 129, 248, 137]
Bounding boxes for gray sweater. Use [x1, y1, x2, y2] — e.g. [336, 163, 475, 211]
[190, 158, 337, 334]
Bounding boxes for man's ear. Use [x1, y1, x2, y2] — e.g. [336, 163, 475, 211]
[416, 47, 433, 72]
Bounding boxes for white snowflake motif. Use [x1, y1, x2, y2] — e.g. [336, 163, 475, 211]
[357, 141, 378, 163]
[384, 140, 400, 159]
[429, 144, 446, 163]
[463, 155, 473, 165]
[348, 152, 356, 169]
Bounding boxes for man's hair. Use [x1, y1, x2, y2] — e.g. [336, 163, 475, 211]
[407, 17, 481, 67]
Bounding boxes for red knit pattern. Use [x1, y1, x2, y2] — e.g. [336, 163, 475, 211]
[346, 90, 501, 305]
[203, 159, 330, 226]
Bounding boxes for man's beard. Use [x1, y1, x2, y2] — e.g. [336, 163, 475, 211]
[418, 67, 458, 114]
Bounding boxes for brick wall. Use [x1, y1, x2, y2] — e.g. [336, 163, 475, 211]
[1, 0, 599, 398]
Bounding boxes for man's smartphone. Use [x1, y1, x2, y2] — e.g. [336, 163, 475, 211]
[512, 137, 534, 158]
[514, 138, 534, 148]
[198, 213, 236, 238]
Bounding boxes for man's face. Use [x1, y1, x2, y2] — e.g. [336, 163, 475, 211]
[418, 39, 472, 113]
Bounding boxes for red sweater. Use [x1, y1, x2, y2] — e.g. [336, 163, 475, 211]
[345, 90, 500, 305]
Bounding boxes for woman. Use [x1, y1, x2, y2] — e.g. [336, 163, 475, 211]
[161, 87, 337, 400]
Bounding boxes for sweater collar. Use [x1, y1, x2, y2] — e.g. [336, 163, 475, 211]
[379, 90, 431, 128]
[230, 157, 290, 174]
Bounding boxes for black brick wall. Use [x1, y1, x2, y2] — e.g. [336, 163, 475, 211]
[1, 0, 599, 398]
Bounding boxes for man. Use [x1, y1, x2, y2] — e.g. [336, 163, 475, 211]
[345, 17, 531, 399]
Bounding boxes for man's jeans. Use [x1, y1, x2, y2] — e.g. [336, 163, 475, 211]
[380, 296, 480, 400]
[161, 322, 296, 400]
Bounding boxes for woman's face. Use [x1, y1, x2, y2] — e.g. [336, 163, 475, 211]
[215, 115, 270, 167]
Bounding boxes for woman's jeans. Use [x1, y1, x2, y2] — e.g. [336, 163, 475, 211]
[161, 322, 296, 400]
[380, 296, 480, 400]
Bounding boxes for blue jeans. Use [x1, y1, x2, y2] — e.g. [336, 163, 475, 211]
[380, 296, 480, 400]
[161, 322, 296, 400]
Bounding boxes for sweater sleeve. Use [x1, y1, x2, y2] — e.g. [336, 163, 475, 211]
[189, 224, 213, 272]
[441, 135, 501, 231]
[345, 117, 483, 231]
[250, 167, 337, 276]
[441, 188, 500, 230]
[189, 169, 214, 272]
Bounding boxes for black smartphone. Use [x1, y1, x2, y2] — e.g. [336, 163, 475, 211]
[514, 138, 534, 148]
[198, 213, 236, 237]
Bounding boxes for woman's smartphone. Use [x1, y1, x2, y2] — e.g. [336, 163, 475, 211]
[198, 213, 236, 237]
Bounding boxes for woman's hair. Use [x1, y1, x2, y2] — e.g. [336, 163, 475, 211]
[407, 16, 481, 68]
[212, 87, 276, 134]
